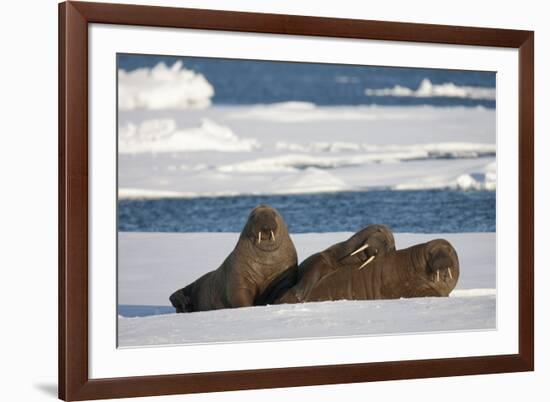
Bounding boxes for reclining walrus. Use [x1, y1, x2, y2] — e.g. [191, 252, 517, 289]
[277, 238, 459, 304]
[169, 205, 298, 313]
[256, 224, 396, 305]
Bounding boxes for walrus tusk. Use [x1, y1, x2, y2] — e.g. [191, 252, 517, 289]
[350, 243, 369, 256]
[270, 230, 275, 241]
[436, 270, 440, 282]
[448, 267, 453, 279]
[358, 255, 375, 270]
[258, 232, 261, 244]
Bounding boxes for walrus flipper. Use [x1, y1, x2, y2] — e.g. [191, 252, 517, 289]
[254, 264, 299, 306]
[169, 283, 194, 313]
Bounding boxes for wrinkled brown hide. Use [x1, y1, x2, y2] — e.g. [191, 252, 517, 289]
[257, 225, 396, 305]
[170, 205, 298, 312]
[290, 239, 459, 303]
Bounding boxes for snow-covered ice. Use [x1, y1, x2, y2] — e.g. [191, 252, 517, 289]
[119, 296, 495, 347]
[119, 118, 259, 154]
[364, 78, 496, 100]
[118, 104, 496, 198]
[118, 61, 214, 111]
[118, 232, 496, 347]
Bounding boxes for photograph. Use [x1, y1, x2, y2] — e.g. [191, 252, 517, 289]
[116, 53, 497, 347]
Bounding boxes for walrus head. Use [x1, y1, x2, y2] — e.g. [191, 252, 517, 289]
[337, 224, 396, 269]
[169, 283, 194, 313]
[417, 239, 460, 296]
[241, 204, 288, 252]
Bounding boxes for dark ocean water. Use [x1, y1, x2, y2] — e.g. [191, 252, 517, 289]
[117, 54, 496, 108]
[118, 305, 175, 317]
[118, 190, 495, 234]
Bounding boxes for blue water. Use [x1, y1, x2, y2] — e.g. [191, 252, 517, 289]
[118, 190, 495, 234]
[118, 305, 175, 317]
[117, 54, 496, 108]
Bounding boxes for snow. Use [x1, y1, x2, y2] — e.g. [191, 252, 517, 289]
[119, 156, 496, 198]
[118, 232, 496, 346]
[217, 144, 495, 172]
[264, 168, 350, 194]
[225, 101, 416, 122]
[118, 105, 496, 198]
[119, 118, 259, 154]
[365, 78, 496, 100]
[451, 288, 496, 297]
[118, 188, 206, 199]
[119, 296, 495, 346]
[118, 61, 214, 110]
[394, 159, 496, 191]
[275, 140, 495, 155]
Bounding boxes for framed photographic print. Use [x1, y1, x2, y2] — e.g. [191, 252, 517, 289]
[59, 1, 534, 400]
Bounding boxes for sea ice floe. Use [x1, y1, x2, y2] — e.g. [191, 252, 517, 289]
[119, 118, 260, 154]
[118, 61, 214, 110]
[365, 78, 496, 100]
[217, 142, 495, 174]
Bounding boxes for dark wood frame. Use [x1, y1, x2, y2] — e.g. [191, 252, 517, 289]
[59, 1, 534, 400]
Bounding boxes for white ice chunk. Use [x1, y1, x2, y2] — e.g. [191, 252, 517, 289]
[365, 78, 495, 100]
[118, 61, 214, 110]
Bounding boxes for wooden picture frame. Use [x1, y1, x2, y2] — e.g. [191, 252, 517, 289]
[59, 1, 534, 400]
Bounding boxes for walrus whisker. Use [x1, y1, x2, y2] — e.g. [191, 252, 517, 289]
[258, 231, 261, 244]
[448, 267, 453, 279]
[350, 243, 369, 256]
[358, 255, 375, 270]
[270, 230, 275, 241]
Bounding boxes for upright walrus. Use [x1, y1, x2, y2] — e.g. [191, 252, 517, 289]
[291, 238, 459, 303]
[170, 204, 297, 313]
[256, 224, 396, 305]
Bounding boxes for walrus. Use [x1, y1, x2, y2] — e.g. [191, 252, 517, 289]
[285, 238, 459, 303]
[255, 224, 396, 305]
[169, 204, 298, 313]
